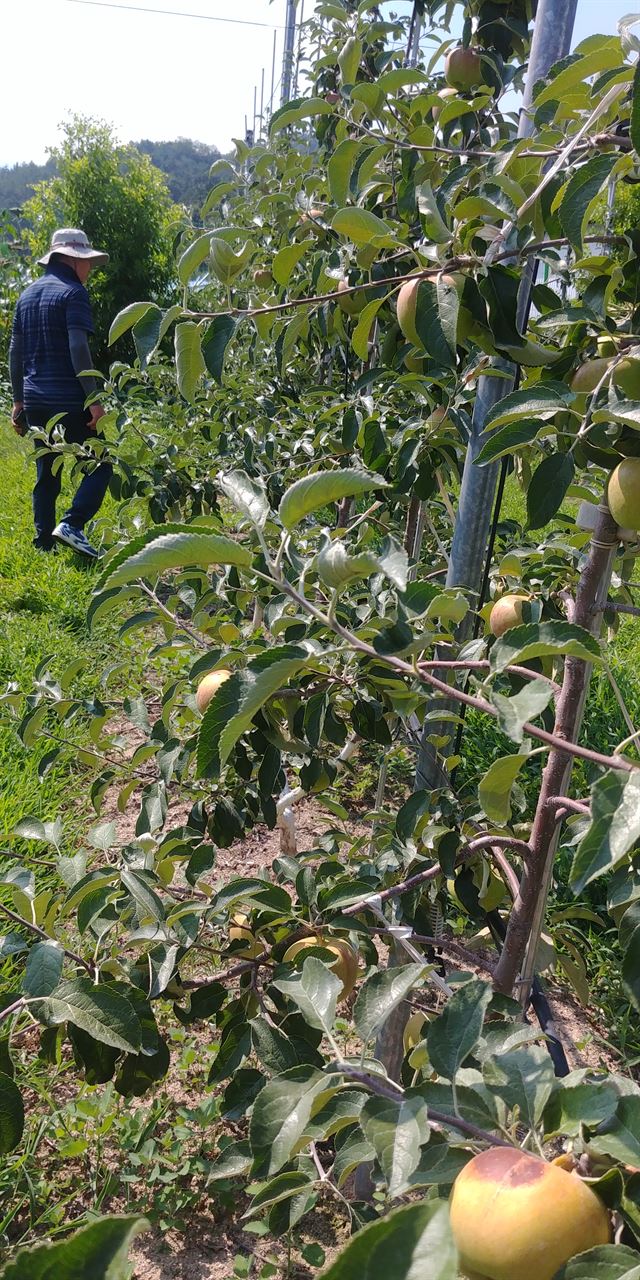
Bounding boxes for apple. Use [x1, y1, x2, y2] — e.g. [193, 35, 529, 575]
[337, 277, 368, 316]
[195, 668, 232, 713]
[253, 267, 273, 288]
[283, 934, 359, 1001]
[432, 85, 458, 122]
[404, 352, 425, 373]
[614, 354, 640, 399]
[607, 456, 640, 530]
[444, 46, 483, 92]
[489, 594, 530, 637]
[597, 335, 617, 358]
[229, 913, 263, 959]
[570, 357, 612, 395]
[397, 273, 463, 349]
[403, 1011, 426, 1053]
[449, 1147, 610, 1280]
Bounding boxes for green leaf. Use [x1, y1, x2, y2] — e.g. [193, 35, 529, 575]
[588, 1095, 640, 1168]
[249, 1066, 338, 1174]
[543, 1082, 619, 1138]
[108, 301, 155, 346]
[317, 1201, 458, 1280]
[177, 231, 212, 285]
[33, 979, 141, 1054]
[479, 748, 531, 823]
[174, 321, 206, 402]
[483, 385, 572, 431]
[210, 237, 253, 286]
[535, 38, 626, 106]
[352, 295, 386, 361]
[476, 419, 546, 466]
[131, 304, 162, 369]
[316, 534, 407, 593]
[99, 528, 251, 589]
[0, 1215, 148, 1279]
[414, 279, 455, 368]
[272, 241, 311, 286]
[279, 468, 385, 529]
[206, 1140, 252, 1182]
[201, 315, 236, 384]
[426, 979, 492, 1081]
[360, 1095, 430, 1198]
[407, 1139, 470, 1188]
[490, 621, 601, 674]
[272, 956, 342, 1035]
[553, 1245, 640, 1279]
[216, 651, 309, 770]
[220, 469, 269, 530]
[23, 941, 64, 998]
[632, 59, 640, 157]
[570, 770, 640, 894]
[492, 679, 553, 746]
[559, 154, 618, 251]
[526, 453, 575, 528]
[246, 1171, 315, 1216]
[331, 207, 396, 246]
[621, 902, 640, 1012]
[417, 181, 451, 244]
[270, 96, 334, 133]
[396, 790, 431, 843]
[338, 35, 362, 84]
[0, 1071, 24, 1154]
[250, 1019, 300, 1074]
[328, 140, 362, 206]
[354, 963, 428, 1045]
[483, 1045, 555, 1128]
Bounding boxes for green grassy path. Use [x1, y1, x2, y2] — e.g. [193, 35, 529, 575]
[0, 425, 121, 837]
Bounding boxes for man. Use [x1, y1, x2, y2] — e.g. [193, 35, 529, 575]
[9, 227, 111, 558]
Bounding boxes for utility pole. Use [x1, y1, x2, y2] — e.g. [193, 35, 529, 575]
[281, 0, 297, 106]
[414, 0, 579, 792]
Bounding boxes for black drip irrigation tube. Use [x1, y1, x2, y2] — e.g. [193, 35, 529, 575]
[486, 910, 570, 1077]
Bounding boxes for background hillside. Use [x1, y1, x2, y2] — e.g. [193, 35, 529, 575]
[0, 137, 225, 214]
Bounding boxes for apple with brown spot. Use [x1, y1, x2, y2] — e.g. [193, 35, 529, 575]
[450, 1147, 610, 1280]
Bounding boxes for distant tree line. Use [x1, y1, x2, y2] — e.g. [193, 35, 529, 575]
[0, 136, 226, 216]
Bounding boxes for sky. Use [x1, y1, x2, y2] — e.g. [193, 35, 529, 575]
[0, 0, 636, 167]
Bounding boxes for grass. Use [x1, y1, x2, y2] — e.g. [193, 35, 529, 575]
[0, 425, 129, 839]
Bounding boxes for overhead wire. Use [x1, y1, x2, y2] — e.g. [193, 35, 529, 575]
[62, 0, 285, 28]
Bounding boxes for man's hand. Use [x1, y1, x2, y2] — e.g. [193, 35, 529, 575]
[88, 403, 106, 432]
[11, 402, 27, 437]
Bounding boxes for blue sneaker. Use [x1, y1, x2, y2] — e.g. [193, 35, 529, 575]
[52, 522, 99, 559]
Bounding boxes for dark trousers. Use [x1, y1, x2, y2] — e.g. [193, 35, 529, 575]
[26, 407, 112, 550]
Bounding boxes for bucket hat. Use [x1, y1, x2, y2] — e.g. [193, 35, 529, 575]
[38, 228, 109, 268]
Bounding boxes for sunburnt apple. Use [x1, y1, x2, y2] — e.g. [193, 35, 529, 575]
[449, 1146, 610, 1280]
[488, 594, 530, 638]
[195, 669, 232, 713]
[283, 935, 359, 1000]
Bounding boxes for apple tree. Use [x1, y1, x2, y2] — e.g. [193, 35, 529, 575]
[4, 3, 640, 1277]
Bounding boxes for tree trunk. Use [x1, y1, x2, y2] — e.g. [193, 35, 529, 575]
[493, 504, 618, 995]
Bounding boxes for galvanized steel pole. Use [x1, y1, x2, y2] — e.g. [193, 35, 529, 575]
[415, 0, 579, 792]
[281, 0, 298, 106]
